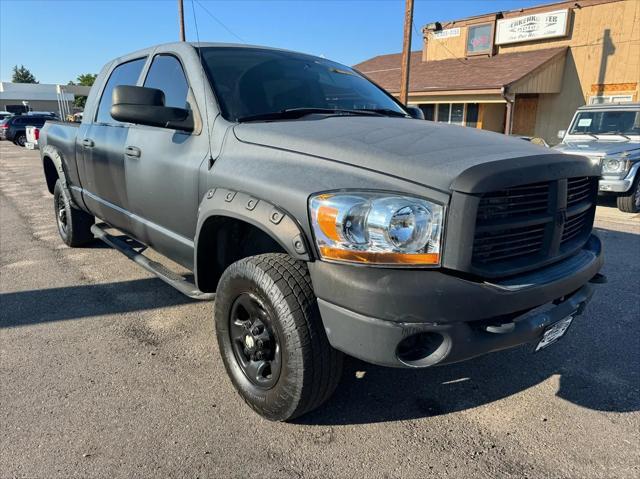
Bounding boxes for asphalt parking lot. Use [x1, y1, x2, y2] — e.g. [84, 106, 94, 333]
[1, 140, 639, 478]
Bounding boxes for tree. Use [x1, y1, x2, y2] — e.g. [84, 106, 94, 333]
[12, 65, 38, 83]
[69, 73, 97, 108]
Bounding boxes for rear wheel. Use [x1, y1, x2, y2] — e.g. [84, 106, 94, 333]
[214, 253, 343, 421]
[54, 180, 95, 246]
[616, 177, 640, 213]
[15, 134, 26, 147]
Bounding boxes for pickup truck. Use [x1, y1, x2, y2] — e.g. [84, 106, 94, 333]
[40, 42, 604, 422]
[25, 125, 40, 150]
[555, 102, 640, 213]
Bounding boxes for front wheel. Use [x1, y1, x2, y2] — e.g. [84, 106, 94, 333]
[54, 180, 95, 246]
[15, 134, 26, 147]
[616, 177, 640, 213]
[214, 253, 343, 421]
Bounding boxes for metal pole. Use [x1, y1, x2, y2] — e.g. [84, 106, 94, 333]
[56, 89, 63, 121]
[178, 0, 186, 41]
[399, 0, 414, 105]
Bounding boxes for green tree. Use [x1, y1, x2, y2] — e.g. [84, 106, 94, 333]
[12, 65, 38, 83]
[69, 73, 97, 108]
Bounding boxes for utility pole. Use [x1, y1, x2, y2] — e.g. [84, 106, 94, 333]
[178, 0, 186, 41]
[399, 0, 414, 105]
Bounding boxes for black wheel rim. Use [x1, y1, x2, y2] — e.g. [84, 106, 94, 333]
[229, 292, 281, 389]
[56, 192, 68, 235]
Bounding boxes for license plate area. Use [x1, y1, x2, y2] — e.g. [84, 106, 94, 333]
[535, 313, 575, 352]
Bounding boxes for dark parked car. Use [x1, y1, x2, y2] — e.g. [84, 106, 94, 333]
[39, 42, 604, 422]
[1, 115, 52, 146]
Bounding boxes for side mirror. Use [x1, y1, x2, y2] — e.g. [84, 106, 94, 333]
[406, 106, 425, 120]
[110, 85, 193, 132]
[557, 129, 566, 139]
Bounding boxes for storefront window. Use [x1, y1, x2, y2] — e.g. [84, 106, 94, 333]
[466, 23, 494, 56]
[426, 103, 467, 125]
[589, 95, 633, 104]
[437, 104, 450, 122]
[419, 104, 435, 121]
[466, 103, 479, 127]
[451, 104, 464, 124]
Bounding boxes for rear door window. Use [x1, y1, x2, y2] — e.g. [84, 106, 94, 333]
[95, 57, 147, 124]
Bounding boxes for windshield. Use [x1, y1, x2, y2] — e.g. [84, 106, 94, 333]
[198, 47, 407, 122]
[569, 109, 640, 136]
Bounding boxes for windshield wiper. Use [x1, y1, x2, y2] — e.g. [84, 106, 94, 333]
[601, 131, 631, 140]
[576, 132, 600, 140]
[355, 108, 409, 118]
[237, 108, 382, 123]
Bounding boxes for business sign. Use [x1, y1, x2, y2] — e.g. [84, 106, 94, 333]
[496, 9, 569, 45]
[433, 28, 460, 40]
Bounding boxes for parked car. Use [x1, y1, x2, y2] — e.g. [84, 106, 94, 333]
[1, 114, 52, 146]
[555, 102, 639, 212]
[25, 125, 40, 150]
[0, 111, 13, 120]
[0, 118, 9, 140]
[39, 43, 604, 422]
[28, 111, 59, 119]
[513, 135, 550, 148]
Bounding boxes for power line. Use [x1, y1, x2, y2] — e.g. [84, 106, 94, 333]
[193, 0, 246, 43]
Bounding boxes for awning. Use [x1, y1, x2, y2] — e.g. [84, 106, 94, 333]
[354, 47, 567, 100]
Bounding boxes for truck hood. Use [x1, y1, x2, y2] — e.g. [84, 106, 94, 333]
[234, 116, 578, 193]
[554, 139, 640, 158]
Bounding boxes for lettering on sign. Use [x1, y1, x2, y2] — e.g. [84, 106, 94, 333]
[432, 28, 461, 40]
[496, 9, 569, 45]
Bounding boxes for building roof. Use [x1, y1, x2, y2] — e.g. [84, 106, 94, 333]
[0, 82, 89, 101]
[354, 47, 568, 94]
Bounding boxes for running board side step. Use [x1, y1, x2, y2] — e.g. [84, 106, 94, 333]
[91, 223, 215, 301]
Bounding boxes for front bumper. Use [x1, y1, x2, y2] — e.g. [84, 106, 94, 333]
[599, 178, 633, 193]
[599, 163, 639, 193]
[310, 235, 603, 368]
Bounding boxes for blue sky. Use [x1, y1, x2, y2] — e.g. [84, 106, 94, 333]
[1, 0, 543, 84]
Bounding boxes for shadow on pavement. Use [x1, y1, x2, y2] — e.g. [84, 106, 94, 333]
[0, 277, 195, 328]
[298, 226, 640, 424]
[1, 227, 637, 424]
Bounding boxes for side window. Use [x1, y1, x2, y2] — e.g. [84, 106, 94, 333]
[143, 55, 189, 109]
[95, 58, 147, 124]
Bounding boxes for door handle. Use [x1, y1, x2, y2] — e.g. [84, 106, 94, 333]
[82, 138, 94, 148]
[125, 146, 141, 158]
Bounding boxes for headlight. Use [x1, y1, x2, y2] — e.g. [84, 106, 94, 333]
[309, 192, 444, 266]
[601, 157, 629, 174]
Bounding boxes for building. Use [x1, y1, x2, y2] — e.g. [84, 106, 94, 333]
[354, 0, 639, 144]
[0, 82, 91, 117]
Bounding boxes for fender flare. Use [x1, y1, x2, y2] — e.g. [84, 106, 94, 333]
[41, 144, 68, 190]
[194, 188, 312, 285]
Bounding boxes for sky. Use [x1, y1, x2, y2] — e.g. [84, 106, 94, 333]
[1, 0, 544, 84]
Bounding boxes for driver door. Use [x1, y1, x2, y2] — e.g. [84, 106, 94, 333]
[124, 54, 209, 269]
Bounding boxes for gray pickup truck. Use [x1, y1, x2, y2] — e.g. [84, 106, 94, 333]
[555, 102, 640, 213]
[40, 42, 604, 421]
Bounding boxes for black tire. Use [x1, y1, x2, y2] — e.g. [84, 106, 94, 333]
[15, 133, 26, 147]
[214, 253, 343, 421]
[53, 180, 95, 247]
[616, 177, 640, 213]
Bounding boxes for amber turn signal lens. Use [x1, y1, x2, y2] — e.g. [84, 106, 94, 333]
[316, 205, 341, 241]
[319, 246, 440, 265]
